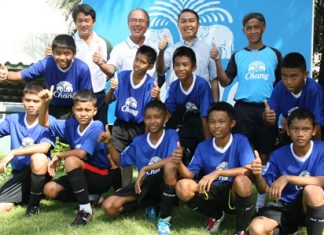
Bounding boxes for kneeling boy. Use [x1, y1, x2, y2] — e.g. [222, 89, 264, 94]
[173, 102, 254, 234]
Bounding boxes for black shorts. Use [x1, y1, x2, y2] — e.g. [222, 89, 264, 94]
[113, 172, 163, 209]
[234, 101, 278, 154]
[256, 193, 304, 234]
[54, 163, 112, 196]
[112, 120, 145, 152]
[0, 167, 50, 204]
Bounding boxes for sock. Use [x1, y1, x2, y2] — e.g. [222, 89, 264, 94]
[235, 194, 253, 232]
[159, 184, 176, 219]
[111, 167, 122, 191]
[28, 173, 46, 207]
[306, 204, 324, 235]
[80, 203, 92, 214]
[187, 193, 223, 219]
[67, 168, 89, 205]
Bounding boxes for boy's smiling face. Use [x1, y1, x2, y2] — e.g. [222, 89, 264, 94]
[208, 110, 236, 140]
[173, 55, 196, 81]
[72, 101, 97, 127]
[53, 47, 75, 70]
[143, 108, 166, 134]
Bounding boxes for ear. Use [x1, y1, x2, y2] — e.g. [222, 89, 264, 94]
[192, 65, 197, 72]
[230, 119, 236, 129]
[148, 64, 154, 70]
[72, 106, 76, 115]
[93, 107, 98, 116]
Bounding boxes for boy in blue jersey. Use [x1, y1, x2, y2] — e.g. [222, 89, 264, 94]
[264, 52, 324, 143]
[210, 12, 282, 211]
[100, 101, 179, 235]
[38, 88, 112, 226]
[250, 108, 324, 235]
[0, 34, 92, 119]
[104, 45, 159, 187]
[172, 102, 254, 234]
[165, 46, 213, 164]
[0, 82, 54, 215]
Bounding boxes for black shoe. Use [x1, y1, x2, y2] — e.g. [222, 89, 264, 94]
[70, 209, 93, 226]
[26, 205, 40, 216]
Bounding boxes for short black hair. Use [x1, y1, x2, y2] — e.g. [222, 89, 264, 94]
[178, 8, 199, 22]
[172, 46, 196, 67]
[23, 81, 45, 96]
[52, 34, 76, 54]
[128, 8, 150, 27]
[136, 45, 157, 65]
[243, 12, 266, 26]
[73, 89, 97, 106]
[72, 4, 96, 22]
[282, 52, 306, 72]
[207, 102, 236, 121]
[287, 108, 315, 127]
[144, 100, 167, 117]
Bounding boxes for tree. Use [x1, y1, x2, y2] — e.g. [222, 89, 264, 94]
[314, 0, 324, 86]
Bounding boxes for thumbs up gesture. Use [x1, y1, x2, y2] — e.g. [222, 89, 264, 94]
[0, 64, 8, 81]
[92, 46, 104, 66]
[158, 34, 169, 51]
[171, 141, 183, 166]
[45, 43, 52, 56]
[210, 43, 220, 60]
[150, 80, 160, 100]
[263, 100, 276, 125]
[110, 77, 118, 90]
[38, 85, 54, 103]
[251, 150, 263, 176]
[98, 124, 112, 144]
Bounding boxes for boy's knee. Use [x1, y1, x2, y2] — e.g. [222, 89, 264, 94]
[102, 197, 118, 216]
[44, 182, 60, 199]
[176, 179, 195, 201]
[303, 185, 324, 206]
[233, 175, 253, 197]
[64, 156, 82, 171]
[0, 203, 15, 213]
[249, 218, 267, 235]
[30, 153, 48, 174]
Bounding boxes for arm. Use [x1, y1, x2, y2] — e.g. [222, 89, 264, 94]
[104, 78, 117, 104]
[0, 142, 52, 173]
[171, 142, 195, 179]
[0, 65, 23, 81]
[38, 87, 54, 128]
[210, 47, 233, 87]
[210, 79, 219, 102]
[251, 150, 270, 193]
[54, 148, 87, 160]
[156, 35, 169, 75]
[263, 100, 277, 126]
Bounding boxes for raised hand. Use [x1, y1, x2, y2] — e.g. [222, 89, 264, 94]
[150, 80, 160, 99]
[263, 100, 276, 125]
[110, 77, 118, 90]
[251, 150, 263, 176]
[158, 34, 169, 52]
[171, 142, 183, 165]
[0, 64, 9, 81]
[210, 43, 220, 60]
[45, 43, 52, 56]
[38, 85, 54, 103]
[98, 124, 112, 144]
[92, 46, 104, 66]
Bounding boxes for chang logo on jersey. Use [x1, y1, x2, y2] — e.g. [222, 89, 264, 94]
[21, 137, 34, 147]
[146, 156, 161, 175]
[185, 102, 199, 113]
[53, 81, 76, 99]
[245, 61, 269, 80]
[296, 170, 310, 190]
[121, 97, 139, 117]
[215, 161, 228, 181]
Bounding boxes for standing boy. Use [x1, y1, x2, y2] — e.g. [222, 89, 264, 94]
[0, 34, 92, 119]
[264, 52, 324, 142]
[100, 101, 179, 235]
[173, 102, 254, 234]
[38, 88, 112, 226]
[165, 46, 213, 163]
[0, 82, 54, 215]
[104, 45, 159, 187]
[250, 108, 324, 235]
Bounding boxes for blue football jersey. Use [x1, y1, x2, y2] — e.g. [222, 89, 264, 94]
[188, 134, 254, 183]
[0, 113, 54, 171]
[48, 116, 110, 168]
[264, 141, 324, 203]
[120, 129, 179, 175]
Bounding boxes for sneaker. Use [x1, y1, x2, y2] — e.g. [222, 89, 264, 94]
[234, 231, 247, 235]
[70, 209, 93, 226]
[205, 212, 225, 233]
[157, 217, 171, 235]
[146, 207, 157, 220]
[25, 205, 40, 216]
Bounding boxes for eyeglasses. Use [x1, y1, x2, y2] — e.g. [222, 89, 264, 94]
[130, 18, 146, 24]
